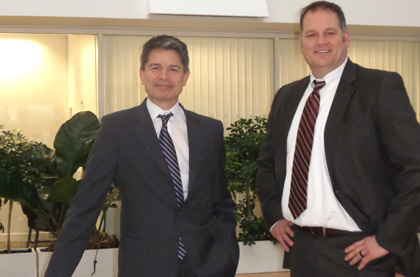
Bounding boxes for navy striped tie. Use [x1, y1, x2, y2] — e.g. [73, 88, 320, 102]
[158, 113, 187, 259]
[288, 80, 325, 219]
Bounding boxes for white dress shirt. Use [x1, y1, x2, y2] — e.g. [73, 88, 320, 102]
[146, 99, 190, 200]
[281, 58, 361, 231]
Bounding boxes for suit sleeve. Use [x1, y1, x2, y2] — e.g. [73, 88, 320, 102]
[210, 121, 237, 232]
[256, 90, 286, 229]
[373, 72, 420, 257]
[45, 115, 117, 277]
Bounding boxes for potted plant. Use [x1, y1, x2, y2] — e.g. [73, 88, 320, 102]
[225, 116, 272, 245]
[44, 111, 101, 234]
[0, 113, 120, 276]
[0, 127, 54, 253]
[225, 117, 287, 274]
[37, 111, 119, 276]
[0, 126, 54, 276]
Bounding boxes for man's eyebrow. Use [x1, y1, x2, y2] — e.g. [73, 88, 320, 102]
[303, 29, 316, 34]
[147, 63, 161, 68]
[147, 63, 182, 69]
[303, 27, 337, 34]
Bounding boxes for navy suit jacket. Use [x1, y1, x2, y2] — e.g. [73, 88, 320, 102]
[257, 59, 420, 276]
[46, 99, 239, 276]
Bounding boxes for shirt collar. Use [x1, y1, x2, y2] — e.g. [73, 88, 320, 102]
[146, 98, 185, 121]
[310, 57, 348, 88]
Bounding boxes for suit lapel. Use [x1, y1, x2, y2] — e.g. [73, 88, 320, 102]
[324, 60, 357, 179]
[184, 110, 203, 201]
[279, 78, 311, 139]
[134, 102, 204, 206]
[277, 77, 311, 179]
[133, 100, 170, 176]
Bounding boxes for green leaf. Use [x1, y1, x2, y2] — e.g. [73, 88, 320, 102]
[54, 111, 100, 177]
[48, 176, 80, 204]
[0, 168, 14, 200]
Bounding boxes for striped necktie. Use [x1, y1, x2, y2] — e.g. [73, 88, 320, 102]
[158, 113, 187, 259]
[288, 80, 325, 219]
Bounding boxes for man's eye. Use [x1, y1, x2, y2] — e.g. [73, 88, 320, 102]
[307, 33, 316, 38]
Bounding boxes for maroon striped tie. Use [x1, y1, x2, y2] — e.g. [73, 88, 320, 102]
[288, 80, 325, 219]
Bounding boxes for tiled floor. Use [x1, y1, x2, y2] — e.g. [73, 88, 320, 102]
[236, 272, 404, 277]
[236, 273, 289, 277]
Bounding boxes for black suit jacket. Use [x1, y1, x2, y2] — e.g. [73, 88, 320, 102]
[46, 99, 239, 277]
[257, 59, 420, 276]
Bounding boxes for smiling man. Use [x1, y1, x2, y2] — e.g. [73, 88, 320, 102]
[257, 1, 420, 276]
[45, 35, 239, 277]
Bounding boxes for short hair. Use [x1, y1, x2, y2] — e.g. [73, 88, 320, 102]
[140, 35, 190, 73]
[300, 1, 347, 32]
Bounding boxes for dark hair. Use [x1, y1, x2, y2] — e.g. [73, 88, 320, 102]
[140, 35, 189, 73]
[300, 1, 347, 32]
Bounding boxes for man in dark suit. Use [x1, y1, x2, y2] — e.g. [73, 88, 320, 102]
[256, 1, 420, 276]
[45, 35, 239, 277]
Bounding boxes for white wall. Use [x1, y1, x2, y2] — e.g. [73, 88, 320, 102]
[266, 0, 420, 27]
[1, 0, 419, 28]
[0, 34, 68, 147]
[68, 35, 97, 116]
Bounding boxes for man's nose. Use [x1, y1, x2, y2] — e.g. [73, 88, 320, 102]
[159, 69, 169, 79]
[316, 34, 327, 44]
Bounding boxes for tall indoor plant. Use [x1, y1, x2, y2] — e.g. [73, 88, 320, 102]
[0, 112, 119, 252]
[43, 111, 119, 250]
[45, 111, 100, 232]
[225, 117, 273, 245]
[0, 127, 54, 252]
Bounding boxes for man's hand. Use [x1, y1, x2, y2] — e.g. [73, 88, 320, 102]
[271, 219, 294, 252]
[344, 235, 389, 270]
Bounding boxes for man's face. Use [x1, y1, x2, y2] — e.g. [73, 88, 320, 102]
[140, 49, 190, 109]
[301, 8, 350, 78]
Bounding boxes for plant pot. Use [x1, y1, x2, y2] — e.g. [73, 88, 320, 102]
[236, 240, 289, 274]
[0, 248, 37, 276]
[37, 247, 119, 276]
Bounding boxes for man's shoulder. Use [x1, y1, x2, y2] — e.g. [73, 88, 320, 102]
[275, 75, 310, 98]
[185, 110, 219, 122]
[353, 62, 400, 81]
[284, 75, 310, 89]
[102, 105, 142, 121]
[184, 110, 223, 129]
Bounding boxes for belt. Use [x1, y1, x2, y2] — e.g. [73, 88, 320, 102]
[300, 226, 352, 237]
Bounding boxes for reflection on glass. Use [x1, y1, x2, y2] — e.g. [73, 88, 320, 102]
[0, 40, 42, 80]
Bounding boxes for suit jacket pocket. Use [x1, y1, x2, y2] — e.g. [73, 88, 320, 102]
[120, 234, 149, 253]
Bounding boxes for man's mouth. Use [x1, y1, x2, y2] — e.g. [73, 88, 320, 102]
[315, 50, 330, 54]
[155, 84, 172, 88]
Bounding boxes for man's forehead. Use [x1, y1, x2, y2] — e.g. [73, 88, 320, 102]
[147, 49, 182, 62]
[302, 10, 340, 30]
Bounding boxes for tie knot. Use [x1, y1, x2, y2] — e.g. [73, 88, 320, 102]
[158, 112, 173, 126]
[313, 80, 326, 90]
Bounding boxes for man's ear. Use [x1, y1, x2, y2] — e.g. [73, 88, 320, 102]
[344, 31, 351, 48]
[139, 68, 145, 85]
[183, 70, 190, 86]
